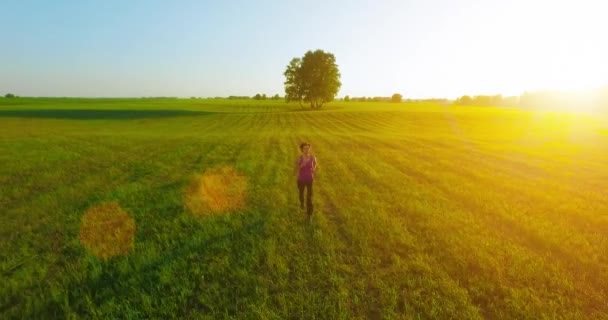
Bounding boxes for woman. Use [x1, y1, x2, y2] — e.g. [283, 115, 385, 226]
[294, 142, 318, 218]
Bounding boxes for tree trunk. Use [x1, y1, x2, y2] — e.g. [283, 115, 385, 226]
[308, 99, 324, 110]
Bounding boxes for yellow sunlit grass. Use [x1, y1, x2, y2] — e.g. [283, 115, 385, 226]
[78, 202, 136, 259]
[184, 166, 247, 216]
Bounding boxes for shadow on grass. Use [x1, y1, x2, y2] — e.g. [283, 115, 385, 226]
[0, 109, 214, 120]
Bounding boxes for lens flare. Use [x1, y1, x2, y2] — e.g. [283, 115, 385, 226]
[79, 202, 136, 259]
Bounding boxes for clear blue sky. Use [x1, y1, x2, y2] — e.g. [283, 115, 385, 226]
[1, 0, 606, 98]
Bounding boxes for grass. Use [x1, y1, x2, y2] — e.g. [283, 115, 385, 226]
[1, 98, 608, 319]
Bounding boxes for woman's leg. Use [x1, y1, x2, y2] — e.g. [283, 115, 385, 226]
[306, 181, 313, 215]
[297, 181, 305, 209]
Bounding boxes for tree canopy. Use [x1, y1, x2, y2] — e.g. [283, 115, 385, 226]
[391, 93, 402, 103]
[284, 49, 341, 109]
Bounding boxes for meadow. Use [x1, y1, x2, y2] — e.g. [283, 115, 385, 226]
[1, 98, 608, 319]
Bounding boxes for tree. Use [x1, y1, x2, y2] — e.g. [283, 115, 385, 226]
[272, 94, 280, 100]
[344, 95, 350, 102]
[284, 58, 304, 105]
[284, 49, 341, 109]
[253, 93, 262, 100]
[5, 93, 16, 98]
[391, 93, 402, 103]
[262, 93, 267, 100]
[455, 95, 472, 105]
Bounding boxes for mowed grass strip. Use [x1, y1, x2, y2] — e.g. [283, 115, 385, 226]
[1, 98, 608, 319]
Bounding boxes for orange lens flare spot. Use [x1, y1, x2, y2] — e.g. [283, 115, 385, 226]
[79, 202, 136, 259]
[184, 166, 248, 216]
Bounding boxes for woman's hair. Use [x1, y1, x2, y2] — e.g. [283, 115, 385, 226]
[300, 142, 311, 151]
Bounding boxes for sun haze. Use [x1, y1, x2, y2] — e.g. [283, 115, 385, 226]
[1, 0, 606, 99]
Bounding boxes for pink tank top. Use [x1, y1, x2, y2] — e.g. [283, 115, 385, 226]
[298, 155, 316, 182]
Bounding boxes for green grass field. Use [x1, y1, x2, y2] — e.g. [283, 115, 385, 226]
[2, 98, 608, 319]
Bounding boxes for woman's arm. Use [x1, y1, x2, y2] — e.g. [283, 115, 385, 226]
[294, 157, 300, 175]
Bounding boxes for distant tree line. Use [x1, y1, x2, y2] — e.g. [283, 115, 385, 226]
[4, 93, 17, 98]
[347, 96, 388, 102]
[252, 93, 281, 100]
[342, 93, 403, 103]
[184, 95, 284, 100]
[454, 94, 518, 106]
[453, 88, 608, 111]
[140, 96, 179, 99]
[408, 98, 450, 103]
